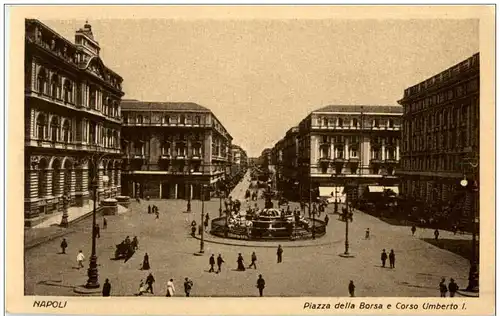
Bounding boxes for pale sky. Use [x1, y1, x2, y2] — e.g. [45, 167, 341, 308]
[43, 19, 478, 157]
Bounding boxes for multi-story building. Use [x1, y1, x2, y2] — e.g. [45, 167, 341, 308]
[24, 19, 124, 227]
[273, 126, 300, 200]
[397, 53, 479, 208]
[120, 100, 232, 200]
[294, 105, 403, 201]
[259, 148, 272, 169]
[230, 144, 248, 178]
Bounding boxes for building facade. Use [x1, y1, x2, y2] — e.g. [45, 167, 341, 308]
[25, 20, 124, 227]
[273, 126, 299, 200]
[397, 53, 479, 208]
[273, 105, 403, 202]
[120, 100, 232, 200]
[230, 144, 248, 178]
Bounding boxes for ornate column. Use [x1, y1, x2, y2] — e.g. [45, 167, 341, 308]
[381, 139, 386, 161]
[25, 157, 40, 221]
[344, 138, 349, 159]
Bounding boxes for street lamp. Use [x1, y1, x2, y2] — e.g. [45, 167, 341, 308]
[339, 182, 355, 258]
[199, 184, 208, 254]
[460, 177, 479, 293]
[187, 169, 194, 213]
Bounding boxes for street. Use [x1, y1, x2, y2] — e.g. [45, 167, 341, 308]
[25, 190, 470, 297]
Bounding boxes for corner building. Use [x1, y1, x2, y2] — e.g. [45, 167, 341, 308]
[120, 100, 232, 200]
[397, 53, 479, 207]
[290, 105, 403, 201]
[25, 20, 124, 227]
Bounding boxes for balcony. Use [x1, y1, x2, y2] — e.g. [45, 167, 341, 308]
[348, 157, 360, 164]
[190, 154, 202, 160]
[333, 157, 346, 164]
[385, 158, 398, 165]
[131, 154, 146, 160]
[159, 154, 172, 160]
[370, 158, 383, 164]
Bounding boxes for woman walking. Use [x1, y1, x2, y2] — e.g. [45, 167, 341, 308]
[166, 279, 176, 297]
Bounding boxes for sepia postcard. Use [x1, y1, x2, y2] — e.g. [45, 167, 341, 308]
[5, 4, 496, 316]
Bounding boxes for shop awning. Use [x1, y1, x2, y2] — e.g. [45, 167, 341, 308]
[319, 186, 345, 197]
[367, 186, 399, 194]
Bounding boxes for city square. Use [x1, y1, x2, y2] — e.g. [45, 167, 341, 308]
[21, 16, 481, 299]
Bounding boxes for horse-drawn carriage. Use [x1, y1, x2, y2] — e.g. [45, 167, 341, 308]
[114, 237, 138, 259]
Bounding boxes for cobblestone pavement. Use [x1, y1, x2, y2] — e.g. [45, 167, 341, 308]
[25, 195, 470, 297]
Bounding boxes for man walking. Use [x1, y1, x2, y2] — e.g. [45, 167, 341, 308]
[256, 274, 266, 297]
[389, 249, 396, 268]
[277, 245, 283, 263]
[102, 279, 111, 297]
[434, 229, 440, 241]
[60, 238, 68, 254]
[94, 224, 100, 238]
[248, 252, 257, 269]
[184, 277, 193, 297]
[216, 254, 225, 273]
[76, 250, 85, 269]
[411, 225, 416, 236]
[324, 214, 329, 226]
[448, 278, 459, 297]
[381, 249, 388, 268]
[348, 280, 355, 297]
[209, 254, 215, 273]
[439, 278, 448, 297]
[103, 217, 107, 229]
[145, 273, 155, 294]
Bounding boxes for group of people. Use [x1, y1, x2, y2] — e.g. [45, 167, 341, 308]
[245, 189, 259, 201]
[147, 204, 160, 219]
[439, 277, 460, 297]
[380, 249, 396, 269]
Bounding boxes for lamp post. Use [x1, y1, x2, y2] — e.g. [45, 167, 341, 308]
[187, 169, 194, 213]
[60, 193, 71, 227]
[199, 184, 208, 254]
[459, 177, 479, 293]
[340, 182, 355, 258]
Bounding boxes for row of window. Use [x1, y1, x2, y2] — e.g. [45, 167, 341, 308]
[319, 135, 398, 145]
[316, 164, 395, 175]
[35, 113, 72, 143]
[35, 67, 121, 120]
[402, 128, 475, 153]
[315, 117, 399, 128]
[124, 113, 205, 125]
[401, 155, 465, 172]
[405, 79, 479, 113]
[319, 148, 397, 160]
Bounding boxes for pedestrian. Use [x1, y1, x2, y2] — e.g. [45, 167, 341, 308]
[166, 279, 175, 297]
[389, 249, 395, 268]
[103, 217, 107, 229]
[184, 277, 193, 297]
[277, 245, 283, 263]
[439, 278, 448, 297]
[411, 225, 416, 236]
[348, 280, 355, 297]
[145, 273, 155, 294]
[249, 251, 257, 269]
[137, 280, 146, 296]
[237, 253, 246, 271]
[132, 236, 139, 250]
[434, 229, 440, 241]
[209, 254, 215, 272]
[102, 278, 111, 297]
[94, 224, 100, 238]
[324, 214, 329, 226]
[448, 278, 459, 297]
[365, 228, 370, 239]
[204, 218, 209, 232]
[381, 249, 387, 268]
[191, 225, 196, 237]
[156, 210, 159, 220]
[141, 253, 150, 270]
[76, 250, 85, 269]
[148, 205, 152, 214]
[60, 238, 68, 254]
[256, 274, 266, 297]
[216, 254, 225, 273]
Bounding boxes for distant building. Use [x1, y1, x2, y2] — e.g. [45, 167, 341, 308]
[272, 126, 299, 200]
[230, 144, 248, 178]
[120, 100, 232, 200]
[397, 53, 479, 209]
[273, 105, 403, 202]
[24, 19, 124, 226]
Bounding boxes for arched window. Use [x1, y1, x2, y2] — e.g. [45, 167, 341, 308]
[180, 115, 186, 125]
[37, 68, 47, 94]
[163, 115, 170, 124]
[50, 116, 59, 142]
[38, 158, 48, 198]
[62, 120, 71, 142]
[63, 80, 73, 103]
[388, 119, 394, 128]
[194, 116, 200, 125]
[52, 159, 61, 196]
[137, 115, 143, 124]
[338, 118, 343, 127]
[51, 74, 59, 99]
[323, 118, 328, 126]
[107, 129, 113, 148]
[36, 114, 46, 139]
